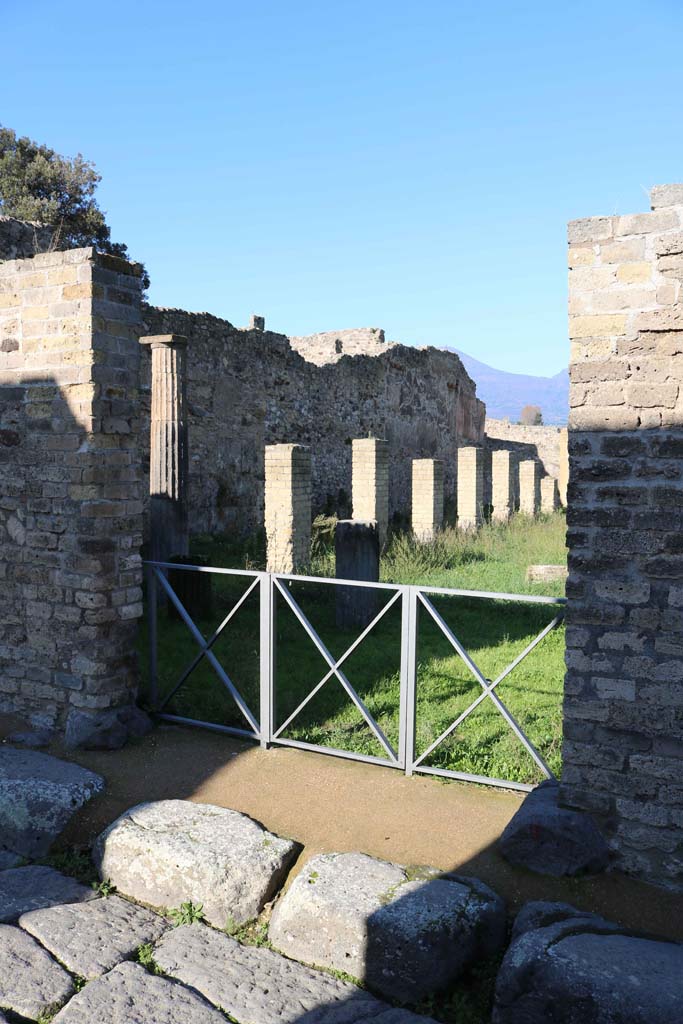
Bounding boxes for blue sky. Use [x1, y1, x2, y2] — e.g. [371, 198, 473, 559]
[4, 0, 683, 376]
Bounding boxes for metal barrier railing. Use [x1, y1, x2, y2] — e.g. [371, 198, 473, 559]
[144, 561, 566, 792]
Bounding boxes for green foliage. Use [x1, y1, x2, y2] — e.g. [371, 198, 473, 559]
[410, 954, 503, 1024]
[519, 404, 543, 425]
[168, 900, 206, 926]
[41, 848, 96, 886]
[137, 941, 164, 974]
[92, 878, 117, 897]
[224, 916, 271, 947]
[0, 125, 148, 286]
[72, 975, 88, 992]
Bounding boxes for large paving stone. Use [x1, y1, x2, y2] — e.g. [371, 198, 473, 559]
[493, 901, 683, 1024]
[498, 780, 610, 876]
[0, 923, 74, 1019]
[269, 852, 506, 1002]
[0, 865, 97, 922]
[156, 922, 436, 1024]
[93, 800, 298, 928]
[52, 961, 226, 1023]
[0, 747, 104, 858]
[20, 893, 169, 978]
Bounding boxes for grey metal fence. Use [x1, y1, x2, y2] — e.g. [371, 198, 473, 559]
[145, 560, 566, 792]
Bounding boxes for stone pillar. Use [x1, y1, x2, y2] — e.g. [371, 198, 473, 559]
[335, 520, 380, 629]
[265, 444, 311, 573]
[563, 183, 683, 891]
[352, 438, 389, 546]
[140, 335, 189, 564]
[518, 459, 540, 516]
[491, 450, 514, 522]
[540, 476, 559, 513]
[457, 447, 484, 529]
[250, 314, 265, 331]
[411, 459, 443, 540]
[558, 427, 569, 506]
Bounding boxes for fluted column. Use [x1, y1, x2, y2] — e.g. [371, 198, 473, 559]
[140, 335, 189, 563]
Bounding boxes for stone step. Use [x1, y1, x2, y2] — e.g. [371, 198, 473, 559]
[269, 851, 506, 1002]
[93, 799, 298, 928]
[155, 921, 436, 1024]
[493, 901, 683, 1024]
[0, 865, 97, 923]
[0, 922, 74, 1020]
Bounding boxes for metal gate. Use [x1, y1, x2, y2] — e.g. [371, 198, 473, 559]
[145, 560, 565, 792]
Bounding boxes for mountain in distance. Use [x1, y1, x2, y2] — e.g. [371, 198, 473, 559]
[447, 348, 569, 425]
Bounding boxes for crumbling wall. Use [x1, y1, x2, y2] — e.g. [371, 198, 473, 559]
[289, 327, 389, 365]
[0, 247, 144, 738]
[562, 183, 683, 890]
[485, 417, 566, 480]
[0, 216, 52, 261]
[141, 307, 485, 535]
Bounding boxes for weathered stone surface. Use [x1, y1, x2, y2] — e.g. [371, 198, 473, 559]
[20, 893, 168, 979]
[93, 800, 298, 928]
[52, 961, 225, 1023]
[156, 922, 436, 1024]
[0, 747, 104, 857]
[493, 902, 683, 1023]
[0, 851, 22, 870]
[65, 705, 153, 750]
[0, 923, 73, 1019]
[526, 564, 568, 584]
[498, 780, 610, 876]
[269, 852, 506, 1002]
[5, 726, 54, 748]
[0, 866, 97, 922]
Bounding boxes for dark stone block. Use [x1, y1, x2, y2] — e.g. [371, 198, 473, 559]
[334, 520, 380, 630]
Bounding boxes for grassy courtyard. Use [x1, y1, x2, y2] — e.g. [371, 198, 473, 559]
[139, 513, 567, 786]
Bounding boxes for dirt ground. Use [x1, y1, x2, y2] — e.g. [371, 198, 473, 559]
[3, 717, 682, 942]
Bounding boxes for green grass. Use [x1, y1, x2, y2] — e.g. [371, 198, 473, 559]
[139, 513, 567, 785]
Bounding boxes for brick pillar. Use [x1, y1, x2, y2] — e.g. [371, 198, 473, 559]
[411, 459, 443, 540]
[457, 447, 484, 529]
[540, 476, 559, 513]
[140, 335, 189, 564]
[491, 450, 514, 522]
[518, 459, 540, 515]
[265, 444, 311, 573]
[563, 183, 683, 890]
[352, 438, 389, 546]
[558, 427, 569, 506]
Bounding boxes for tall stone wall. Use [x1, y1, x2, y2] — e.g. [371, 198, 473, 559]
[0, 216, 53, 262]
[141, 307, 485, 537]
[485, 417, 567, 481]
[562, 183, 683, 890]
[0, 247, 144, 738]
[289, 327, 388, 365]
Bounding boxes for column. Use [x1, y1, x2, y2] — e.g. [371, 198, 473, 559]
[491, 450, 514, 522]
[457, 447, 484, 529]
[412, 459, 444, 541]
[265, 443, 311, 573]
[518, 459, 540, 516]
[352, 438, 389, 546]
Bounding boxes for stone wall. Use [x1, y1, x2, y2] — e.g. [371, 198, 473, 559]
[0, 216, 53, 262]
[0, 246, 144, 739]
[562, 183, 683, 891]
[289, 327, 389, 365]
[141, 307, 485, 537]
[485, 417, 567, 480]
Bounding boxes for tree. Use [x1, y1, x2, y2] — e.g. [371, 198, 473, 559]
[520, 404, 543, 426]
[0, 126, 148, 286]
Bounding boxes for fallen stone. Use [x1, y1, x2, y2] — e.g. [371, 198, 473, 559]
[156, 922, 436, 1024]
[65, 705, 153, 750]
[269, 852, 506, 1002]
[5, 726, 54, 748]
[51, 961, 225, 1023]
[0, 865, 97, 922]
[0, 922, 74, 1019]
[20, 893, 169, 979]
[498, 780, 610, 876]
[93, 800, 298, 928]
[526, 564, 568, 584]
[493, 901, 683, 1024]
[0, 747, 104, 857]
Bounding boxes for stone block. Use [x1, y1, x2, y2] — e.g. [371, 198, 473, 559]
[457, 446, 484, 529]
[334, 520, 380, 629]
[0, 866, 96, 924]
[352, 438, 389, 546]
[0, 924, 74, 1020]
[269, 851, 505, 1002]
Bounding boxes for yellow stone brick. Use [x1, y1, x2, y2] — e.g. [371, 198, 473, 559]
[568, 247, 595, 268]
[617, 262, 652, 284]
[0, 293, 20, 308]
[47, 266, 81, 286]
[62, 283, 94, 300]
[569, 314, 628, 339]
[22, 305, 51, 321]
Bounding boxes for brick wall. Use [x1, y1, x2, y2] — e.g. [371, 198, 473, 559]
[562, 183, 683, 890]
[0, 247, 144, 736]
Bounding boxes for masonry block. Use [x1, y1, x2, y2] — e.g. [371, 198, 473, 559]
[352, 438, 389, 546]
[540, 476, 559, 514]
[457, 447, 484, 529]
[264, 444, 311, 573]
[491, 450, 514, 522]
[334, 520, 380, 629]
[411, 459, 443, 540]
[519, 460, 540, 516]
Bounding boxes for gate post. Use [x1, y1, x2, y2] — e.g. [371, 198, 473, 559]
[259, 573, 276, 748]
[401, 586, 418, 775]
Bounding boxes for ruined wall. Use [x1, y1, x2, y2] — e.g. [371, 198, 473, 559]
[141, 307, 485, 536]
[0, 216, 52, 262]
[289, 327, 389, 365]
[485, 417, 566, 480]
[0, 247, 144, 737]
[562, 183, 683, 890]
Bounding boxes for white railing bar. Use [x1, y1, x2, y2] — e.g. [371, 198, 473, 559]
[489, 614, 564, 689]
[272, 736, 397, 767]
[274, 578, 398, 762]
[487, 687, 554, 778]
[274, 571, 401, 591]
[145, 560, 265, 578]
[158, 576, 261, 712]
[272, 590, 402, 740]
[414, 764, 534, 792]
[417, 592, 490, 689]
[154, 568, 260, 735]
[156, 713, 258, 741]
[417, 585, 565, 605]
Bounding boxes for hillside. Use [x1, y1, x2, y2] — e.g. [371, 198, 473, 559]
[448, 348, 569, 425]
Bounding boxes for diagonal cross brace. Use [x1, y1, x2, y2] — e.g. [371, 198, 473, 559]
[415, 592, 556, 778]
[273, 577, 399, 762]
[154, 568, 260, 735]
